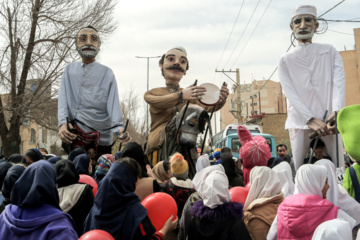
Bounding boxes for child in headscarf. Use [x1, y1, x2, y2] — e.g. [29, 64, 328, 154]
[148, 161, 172, 183]
[7, 154, 26, 165]
[311, 219, 352, 240]
[237, 126, 271, 185]
[68, 147, 85, 161]
[195, 154, 210, 173]
[267, 164, 356, 240]
[94, 154, 115, 184]
[55, 159, 94, 236]
[83, 157, 178, 240]
[272, 161, 295, 198]
[178, 164, 225, 240]
[0, 165, 25, 213]
[315, 159, 360, 225]
[0, 160, 78, 240]
[221, 156, 244, 187]
[160, 152, 195, 219]
[73, 153, 91, 175]
[243, 166, 284, 240]
[121, 142, 161, 201]
[0, 162, 12, 205]
[187, 170, 251, 240]
[24, 148, 43, 166]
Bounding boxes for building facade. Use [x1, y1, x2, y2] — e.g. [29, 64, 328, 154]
[339, 28, 360, 106]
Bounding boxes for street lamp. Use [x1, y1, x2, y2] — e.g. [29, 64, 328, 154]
[135, 56, 161, 134]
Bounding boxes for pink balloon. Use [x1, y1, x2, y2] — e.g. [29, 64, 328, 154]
[79, 174, 98, 197]
[244, 182, 251, 190]
[79, 229, 114, 240]
[229, 187, 249, 205]
[141, 192, 177, 231]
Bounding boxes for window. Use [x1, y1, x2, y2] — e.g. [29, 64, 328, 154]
[231, 138, 242, 154]
[254, 111, 258, 114]
[254, 102, 258, 106]
[42, 129, 47, 144]
[253, 94, 257, 98]
[30, 128, 36, 144]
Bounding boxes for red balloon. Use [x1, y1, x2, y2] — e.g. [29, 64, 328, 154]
[141, 192, 177, 231]
[244, 182, 251, 190]
[79, 174, 98, 197]
[79, 230, 114, 240]
[229, 187, 249, 205]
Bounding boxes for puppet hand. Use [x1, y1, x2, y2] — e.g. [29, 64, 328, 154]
[218, 83, 229, 103]
[118, 128, 132, 145]
[326, 111, 338, 134]
[59, 123, 76, 144]
[182, 85, 206, 101]
[308, 118, 330, 138]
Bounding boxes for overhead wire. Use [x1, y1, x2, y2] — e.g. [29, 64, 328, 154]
[230, 0, 272, 69]
[215, 0, 245, 70]
[221, 0, 261, 69]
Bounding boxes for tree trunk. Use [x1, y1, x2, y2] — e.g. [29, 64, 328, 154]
[1, 128, 21, 158]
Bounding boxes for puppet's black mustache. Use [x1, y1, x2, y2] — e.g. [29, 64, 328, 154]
[165, 66, 185, 72]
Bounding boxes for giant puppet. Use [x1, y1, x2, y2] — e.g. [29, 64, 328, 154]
[58, 26, 130, 156]
[144, 47, 229, 169]
[278, 5, 345, 170]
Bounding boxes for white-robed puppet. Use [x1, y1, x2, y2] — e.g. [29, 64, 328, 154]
[278, 5, 345, 171]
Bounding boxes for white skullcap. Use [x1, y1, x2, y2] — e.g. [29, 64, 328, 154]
[291, 5, 317, 19]
[167, 46, 187, 57]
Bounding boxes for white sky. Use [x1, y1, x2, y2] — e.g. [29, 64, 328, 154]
[98, 0, 360, 99]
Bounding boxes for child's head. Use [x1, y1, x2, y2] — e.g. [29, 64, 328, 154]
[170, 152, 188, 181]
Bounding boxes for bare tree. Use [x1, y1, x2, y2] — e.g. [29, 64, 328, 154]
[112, 89, 148, 154]
[0, 0, 119, 157]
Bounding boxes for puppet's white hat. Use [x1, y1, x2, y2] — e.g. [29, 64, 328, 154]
[292, 5, 317, 19]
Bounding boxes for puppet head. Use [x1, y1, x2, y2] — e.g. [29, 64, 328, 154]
[159, 46, 189, 85]
[75, 26, 101, 61]
[290, 5, 319, 43]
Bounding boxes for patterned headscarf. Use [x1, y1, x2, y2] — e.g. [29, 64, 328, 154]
[95, 154, 115, 179]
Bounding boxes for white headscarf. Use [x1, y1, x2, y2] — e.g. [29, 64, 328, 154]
[192, 164, 224, 193]
[196, 155, 210, 173]
[273, 162, 295, 198]
[311, 219, 352, 240]
[197, 170, 231, 209]
[315, 159, 360, 224]
[294, 164, 327, 197]
[244, 166, 282, 209]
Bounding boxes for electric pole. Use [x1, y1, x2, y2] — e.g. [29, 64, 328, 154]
[135, 56, 161, 134]
[215, 68, 242, 123]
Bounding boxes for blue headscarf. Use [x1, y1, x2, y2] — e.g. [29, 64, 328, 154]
[0, 162, 12, 188]
[68, 148, 85, 161]
[2, 165, 25, 199]
[29, 148, 43, 161]
[83, 162, 148, 239]
[115, 151, 122, 159]
[7, 154, 26, 164]
[271, 157, 284, 168]
[48, 156, 61, 165]
[73, 154, 90, 175]
[10, 160, 60, 209]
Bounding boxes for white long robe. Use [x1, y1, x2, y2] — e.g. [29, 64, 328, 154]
[279, 42, 345, 128]
[278, 42, 345, 170]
